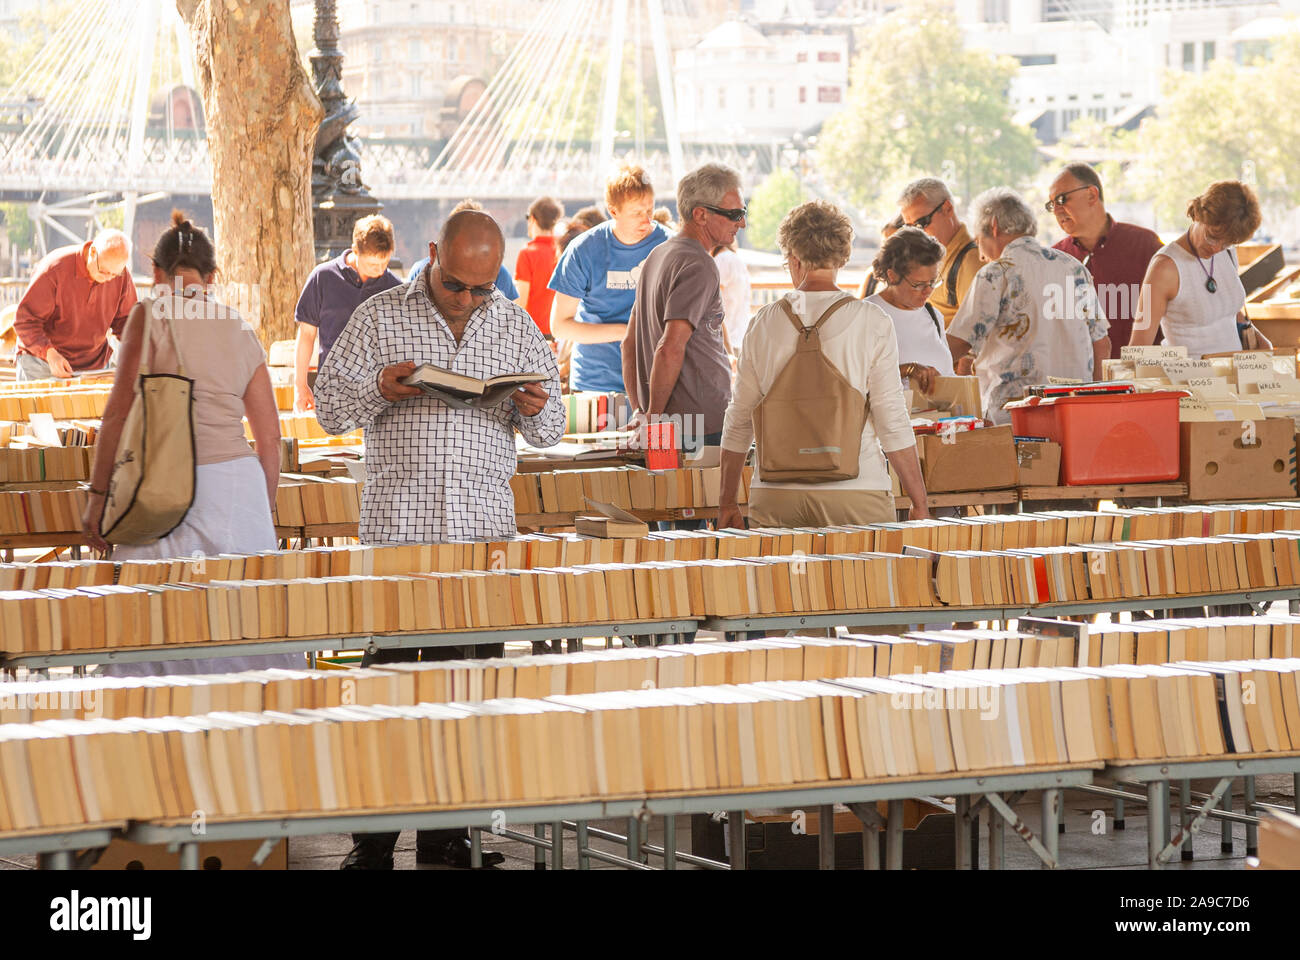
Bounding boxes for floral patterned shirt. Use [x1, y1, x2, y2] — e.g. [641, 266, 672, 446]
[948, 236, 1109, 424]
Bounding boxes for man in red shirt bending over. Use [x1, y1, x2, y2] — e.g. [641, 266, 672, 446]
[14, 230, 137, 380]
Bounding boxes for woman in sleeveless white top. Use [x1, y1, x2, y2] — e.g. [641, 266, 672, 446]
[83, 215, 301, 676]
[1131, 181, 1264, 357]
[1150, 238, 1245, 357]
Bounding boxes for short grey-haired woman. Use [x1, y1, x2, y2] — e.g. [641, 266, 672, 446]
[718, 200, 929, 528]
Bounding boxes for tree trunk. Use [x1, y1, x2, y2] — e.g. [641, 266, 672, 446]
[178, 0, 321, 346]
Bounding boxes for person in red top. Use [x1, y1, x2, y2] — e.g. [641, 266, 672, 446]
[14, 231, 138, 380]
[1049, 162, 1162, 358]
[513, 195, 563, 337]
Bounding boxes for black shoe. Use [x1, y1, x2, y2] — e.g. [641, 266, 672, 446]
[415, 837, 505, 869]
[340, 839, 395, 870]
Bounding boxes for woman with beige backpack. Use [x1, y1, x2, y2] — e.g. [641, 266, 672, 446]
[718, 200, 929, 529]
[81, 211, 300, 676]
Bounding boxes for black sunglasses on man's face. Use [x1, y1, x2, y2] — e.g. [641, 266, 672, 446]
[700, 203, 747, 222]
[440, 275, 496, 298]
[907, 199, 947, 230]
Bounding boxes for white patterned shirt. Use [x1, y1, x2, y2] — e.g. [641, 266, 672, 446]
[948, 236, 1109, 425]
[314, 275, 565, 543]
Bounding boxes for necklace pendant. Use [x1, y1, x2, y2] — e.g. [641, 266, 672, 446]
[1206, 278, 1218, 294]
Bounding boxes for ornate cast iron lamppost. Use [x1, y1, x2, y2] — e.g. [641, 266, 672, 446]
[310, 0, 382, 261]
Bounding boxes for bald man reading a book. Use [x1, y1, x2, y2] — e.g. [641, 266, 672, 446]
[316, 210, 564, 869]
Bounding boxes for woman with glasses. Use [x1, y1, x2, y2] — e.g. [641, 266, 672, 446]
[718, 201, 929, 528]
[864, 226, 955, 395]
[1130, 180, 1266, 356]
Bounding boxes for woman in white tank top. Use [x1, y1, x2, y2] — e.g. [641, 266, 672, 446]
[1130, 180, 1265, 357]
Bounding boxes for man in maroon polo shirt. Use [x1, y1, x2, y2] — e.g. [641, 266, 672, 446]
[1049, 162, 1162, 358]
[14, 230, 137, 380]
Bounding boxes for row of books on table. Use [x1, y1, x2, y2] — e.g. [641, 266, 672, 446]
[2, 649, 1299, 832]
[6, 531, 1300, 652]
[5, 618, 1300, 725]
[8, 501, 1300, 586]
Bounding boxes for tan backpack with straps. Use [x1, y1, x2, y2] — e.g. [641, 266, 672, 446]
[752, 295, 868, 484]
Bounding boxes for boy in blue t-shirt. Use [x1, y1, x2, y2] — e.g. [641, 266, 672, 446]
[547, 163, 669, 392]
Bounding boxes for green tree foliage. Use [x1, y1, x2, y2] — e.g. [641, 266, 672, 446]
[745, 169, 807, 252]
[0, 203, 35, 251]
[1125, 34, 1300, 229]
[0, 2, 83, 93]
[817, 0, 1040, 218]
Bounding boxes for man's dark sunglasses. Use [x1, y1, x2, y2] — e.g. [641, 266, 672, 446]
[440, 275, 496, 298]
[700, 203, 747, 222]
[906, 199, 946, 230]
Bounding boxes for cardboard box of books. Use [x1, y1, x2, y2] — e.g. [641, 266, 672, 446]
[918, 425, 1018, 493]
[915, 375, 982, 420]
[1179, 417, 1296, 501]
[1015, 439, 1062, 486]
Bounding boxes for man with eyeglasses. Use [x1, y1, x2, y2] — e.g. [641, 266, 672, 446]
[1048, 162, 1162, 358]
[14, 230, 137, 380]
[896, 178, 981, 327]
[315, 209, 564, 870]
[624, 162, 743, 462]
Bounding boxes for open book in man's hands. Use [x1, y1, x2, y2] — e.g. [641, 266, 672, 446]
[401, 364, 548, 409]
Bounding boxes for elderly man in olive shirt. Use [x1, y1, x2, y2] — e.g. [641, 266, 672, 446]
[14, 231, 136, 380]
[623, 163, 744, 456]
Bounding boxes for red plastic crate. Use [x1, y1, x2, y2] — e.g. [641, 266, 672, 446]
[1008, 392, 1183, 485]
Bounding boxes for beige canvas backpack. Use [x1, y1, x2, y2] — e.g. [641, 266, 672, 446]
[752, 295, 868, 484]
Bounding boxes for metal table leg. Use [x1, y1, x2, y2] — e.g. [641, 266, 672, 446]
[576, 820, 591, 870]
[954, 796, 972, 870]
[533, 824, 546, 870]
[1181, 779, 1194, 861]
[988, 798, 1005, 870]
[627, 816, 640, 864]
[728, 811, 746, 870]
[846, 801, 882, 870]
[1114, 796, 1125, 830]
[1245, 776, 1257, 857]
[1221, 782, 1234, 854]
[1147, 781, 1165, 870]
[885, 799, 904, 870]
[663, 814, 677, 870]
[551, 821, 563, 870]
[1294, 774, 1300, 816]
[178, 842, 200, 871]
[470, 828, 483, 869]
[1163, 780, 1173, 849]
[818, 804, 835, 870]
[37, 850, 73, 870]
[1041, 789, 1060, 868]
